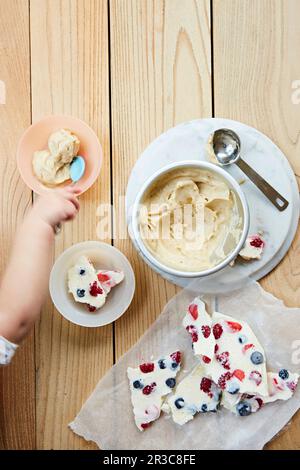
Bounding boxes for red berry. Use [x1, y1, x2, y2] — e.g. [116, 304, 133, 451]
[89, 281, 103, 297]
[213, 323, 223, 339]
[140, 363, 155, 373]
[255, 398, 263, 409]
[142, 382, 156, 395]
[170, 351, 181, 364]
[214, 344, 219, 354]
[97, 272, 110, 282]
[249, 370, 262, 386]
[141, 423, 150, 430]
[242, 343, 254, 354]
[233, 369, 245, 381]
[188, 303, 198, 320]
[218, 372, 232, 390]
[200, 377, 212, 393]
[287, 381, 297, 392]
[201, 325, 211, 338]
[88, 305, 96, 312]
[216, 351, 230, 370]
[186, 325, 198, 343]
[202, 355, 211, 364]
[226, 321, 242, 332]
[250, 236, 264, 248]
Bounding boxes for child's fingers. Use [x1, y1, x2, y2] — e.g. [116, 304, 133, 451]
[65, 186, 82, 195]
[66, 194, 80, 212]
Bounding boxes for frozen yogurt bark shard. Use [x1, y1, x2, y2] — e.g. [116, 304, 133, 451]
[162, 365, 221, 425]
[239, 234, 265, 261]
[183, 297, 215, 364]
[127, 351, 182, 431]
[68, 256, 106, 310]
[96, 270, 124, 294]
[205, 311, 269, 397]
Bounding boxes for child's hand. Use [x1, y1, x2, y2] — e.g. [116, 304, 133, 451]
[30, 186, 81, 230]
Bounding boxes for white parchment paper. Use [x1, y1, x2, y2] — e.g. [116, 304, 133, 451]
[70, 281, 300, 449]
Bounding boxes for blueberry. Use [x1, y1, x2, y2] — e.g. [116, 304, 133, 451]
[236, 401, 252, 417]
[201, 404, 208, 413]
[250, 351, 264, 365]
[227, 383, 240, 395]
[279, 369, 289, 380]
[238, 334, 247, 344]
[174, 398, 185, 409]
[171, 362, 179, 369]
[166, 378, 176, 388]
[79, 269, 86, 275]
[133, 380, 142, 389]
[158, 359, 166, 369]
[76, 289, 85, 298]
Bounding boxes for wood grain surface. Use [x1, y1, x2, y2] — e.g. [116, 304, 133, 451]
[0, 0, 299, 450]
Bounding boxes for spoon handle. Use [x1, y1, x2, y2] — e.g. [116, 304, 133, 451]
[236, 158, 289, 211]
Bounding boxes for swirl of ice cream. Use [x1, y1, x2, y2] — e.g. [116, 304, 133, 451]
[138, 168, 243, 272]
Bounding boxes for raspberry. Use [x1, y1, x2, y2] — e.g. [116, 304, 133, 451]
[214, 344, 219, 354]
[233, 369, 245, 381]
[202, 355, 211, 364]
[186, 325, 198, 343]
[226, 321, 242, 332]
[249, 370, 262, 386]
[200, 377, 212, 393]
[250, 236, 264, 248]
[140, 363, 155, 373]
[213, 323, 223, 339]
[170, 351, 181, 364]
[142, 382, 156, 395]
[89, 281, 103, 297]
[188, 303, 198, 320]
[242, 343, 254, 354]
[216, 351, 230, 370]
[218, 372, 232, 390]
[201, 325, 211, 338]
[97, 272, 110, 282]
[88, 305, 96, 312]
[141, 423, 150, 430]
[255, 398, 263, 409]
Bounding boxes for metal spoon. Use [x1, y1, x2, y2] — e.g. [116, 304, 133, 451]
[211, 128, 289, 211]
[54, 156, 85, 234]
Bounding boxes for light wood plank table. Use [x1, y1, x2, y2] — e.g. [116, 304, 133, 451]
[0, 0, 299, 450]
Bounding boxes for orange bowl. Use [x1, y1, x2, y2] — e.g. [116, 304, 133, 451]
[16, 115, 103, 195]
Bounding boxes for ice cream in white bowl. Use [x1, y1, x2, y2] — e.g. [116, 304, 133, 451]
[49, 241, 135, 327]
[131, 161, 249, 278]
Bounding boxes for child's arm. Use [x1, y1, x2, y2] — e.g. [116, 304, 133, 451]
[0, 186, 80, 344]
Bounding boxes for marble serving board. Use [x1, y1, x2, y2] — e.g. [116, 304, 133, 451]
[126, 118, 299, 290]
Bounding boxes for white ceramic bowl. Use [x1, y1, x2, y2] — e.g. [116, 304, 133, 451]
[49, 241, 135, 327]
[131, 161, 249, 278]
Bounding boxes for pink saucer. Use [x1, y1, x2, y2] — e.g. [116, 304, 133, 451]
[17, 115, 103, 195]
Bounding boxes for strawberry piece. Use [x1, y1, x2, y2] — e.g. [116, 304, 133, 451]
[186, 325, 198, 343]
[89, 281, 103, 297]
[213, 323, 223, 339]
[201, 325, 211, 338]
[242, 343, 255, 354]
[214, 344, 219, 354]
[202, 355, 211, 364]
[97, 272, 110, 282]
[170, 351, 181, 364]
[142, 382, 156, 395]
[141, 423, 150, 430]
[216, 351, 230, 370]
[233, 369, 245, 381]
[287, 381, 297, 392]
[226, 321, 242, 332]
[88, 305, 96, 312]
[140, 363, 155, 373]
[218, 372, 232, 390]
[200, 377, 212, 393]
[255, 398, 263, 408]
[188, 303, 198, 320]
